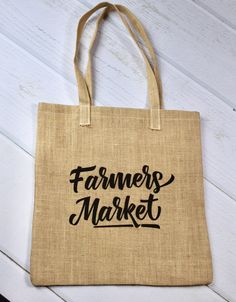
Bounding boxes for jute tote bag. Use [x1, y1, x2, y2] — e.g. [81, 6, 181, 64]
[30, 2, 213, 286]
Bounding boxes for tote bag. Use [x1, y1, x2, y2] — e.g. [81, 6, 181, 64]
[30, 2, 213, 286]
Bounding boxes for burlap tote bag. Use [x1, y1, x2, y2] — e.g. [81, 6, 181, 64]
[30, 2, 213, 286]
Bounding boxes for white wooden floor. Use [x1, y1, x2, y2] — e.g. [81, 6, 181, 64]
[0, 0, 236, 301]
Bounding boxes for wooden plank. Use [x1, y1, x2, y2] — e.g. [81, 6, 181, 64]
[81, 0, 236, 108]
[0, 132, 232, 302]
[192, 0, 236, 30]
[0, 252, 64, 302]
[0, 23, 235, 200]
[205, 181, 236, 302]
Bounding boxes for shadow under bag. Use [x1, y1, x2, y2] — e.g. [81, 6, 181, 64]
[30, 2, 213, 286]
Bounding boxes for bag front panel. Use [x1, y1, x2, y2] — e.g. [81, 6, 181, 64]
[30, 104, 212, 286]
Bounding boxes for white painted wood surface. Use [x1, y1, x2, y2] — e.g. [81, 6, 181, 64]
[193, 0, 236, 30]
[0, 0, 235, 301]
[0, 252, 64, 302]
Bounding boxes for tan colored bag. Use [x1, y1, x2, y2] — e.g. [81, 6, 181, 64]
[30, 2, 213, 286]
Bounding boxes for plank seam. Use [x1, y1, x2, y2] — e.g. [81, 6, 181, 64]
[0, 250, 68, 302]
[204, 177, 235, 203]
[208, 285, 231, 302]
[0, 130, 33, 158]
[189, 0, 236, 32]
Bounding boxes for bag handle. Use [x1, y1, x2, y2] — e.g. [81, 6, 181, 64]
[85, 4, 162, 104]
[74, 2, 162, 130]
[85, 4, 163, 106]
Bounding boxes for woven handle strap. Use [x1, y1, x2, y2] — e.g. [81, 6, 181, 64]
[85, 5, 162, 105]
[74, 2, 162, 130]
